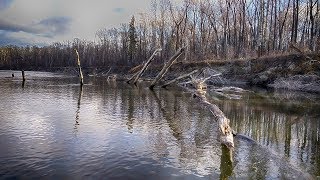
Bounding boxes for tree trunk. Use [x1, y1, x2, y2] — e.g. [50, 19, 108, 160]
[149, 47, 185, 89]
[191, 79, 234, 149]
[133, 48, 162, 84]
[75, 49, 84, 86]
[162, 69, 198, 88]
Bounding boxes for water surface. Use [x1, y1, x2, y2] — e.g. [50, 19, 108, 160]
[0, 70, 319, 179]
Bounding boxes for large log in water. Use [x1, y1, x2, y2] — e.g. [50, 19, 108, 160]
[75, 49, 84, 86]
[149, 47, 185, 89]
[191, 79, 234, 149]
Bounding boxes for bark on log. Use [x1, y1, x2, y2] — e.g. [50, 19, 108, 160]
[75, 49, 84, 86]
[150, 47, 185, 89]
[191, 79, 234, 149]
[162, 69, 198, 88]
[133, 48, 162, 85]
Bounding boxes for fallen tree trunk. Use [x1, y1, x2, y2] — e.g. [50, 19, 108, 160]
[149, 47, 185, 90]
[132, 48, 162, 85]
[75, 49, 84, 86]
[162, 69, 198, 88]
[190, 78, 234, 149]
[126, 70, 140, 84]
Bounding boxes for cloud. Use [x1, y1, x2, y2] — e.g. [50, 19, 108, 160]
[37, 17, 72, 37]
[0, 0, 153, 46]
[113, 8, 125, 13]
[0, 31, 50, 46]
[0, 18, 37, 34]
[0, 0, 13, 10]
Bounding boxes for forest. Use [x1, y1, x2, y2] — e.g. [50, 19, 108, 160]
[0, 0, 319, 72]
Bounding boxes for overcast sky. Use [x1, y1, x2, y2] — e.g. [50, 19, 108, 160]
[0, 0, 154, 46]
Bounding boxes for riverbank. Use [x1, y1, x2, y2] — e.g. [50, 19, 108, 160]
[134, 52, 320, 93]
[2, 53, 319, 93]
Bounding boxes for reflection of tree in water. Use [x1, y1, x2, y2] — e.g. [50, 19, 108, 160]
[221, 94, 320, 177]
[74, 86, 83, 134]
[126, 87, 135, 133]
[151, 90, 232, 178]
[220, 145, 233, 180]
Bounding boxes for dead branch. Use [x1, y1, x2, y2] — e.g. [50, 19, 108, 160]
[162, 69, 198, 88]
[133, 48, 162, 84]
[150, 47, 185, 89]
[75, 49, 84, 86]
[126, 70, 140, 84]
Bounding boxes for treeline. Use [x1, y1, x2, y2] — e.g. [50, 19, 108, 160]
[0, 0, 319, 71]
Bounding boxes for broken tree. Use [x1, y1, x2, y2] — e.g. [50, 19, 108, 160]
[75, 49, 84, 86]
[149, 47, 185, 89]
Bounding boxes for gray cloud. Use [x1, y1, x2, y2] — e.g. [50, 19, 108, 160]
[113, 8, 125, 13]
[0, 19, 38, 34]
[0, 31, 32, 46]
[0, 16, 71, 38]
[0, 0, 13, 10]
[38, 17, 72, 37]
[0, 16, 72, 46]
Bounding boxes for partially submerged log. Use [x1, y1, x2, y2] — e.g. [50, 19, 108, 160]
[75, 49, 84, 86]
[190, 78, 234, 149]
[132, 48, 162, 85]
[162, 69, 198, 88]
[150, 47, 185, 89]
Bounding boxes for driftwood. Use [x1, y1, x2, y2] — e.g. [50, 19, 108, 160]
[162, 69, 198, 88]
[190, 78, 234, 149]
[132, 48, 162, 85]
[75, 49, 84, 86]
[150, 47, 185, 89]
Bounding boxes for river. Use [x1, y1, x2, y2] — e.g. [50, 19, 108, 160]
[0, 70, 319, 179]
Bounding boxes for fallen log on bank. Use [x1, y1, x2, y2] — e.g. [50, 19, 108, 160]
[126, 70, 140, 84]
[74, 49, 84, 86]
[132, 48, 162, 85]
[149, 47, 185, 89]
[162, 69, 198, 88]
[126, 48, 162, 84]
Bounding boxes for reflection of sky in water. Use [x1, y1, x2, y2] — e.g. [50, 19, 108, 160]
[0, 73, 319, 179]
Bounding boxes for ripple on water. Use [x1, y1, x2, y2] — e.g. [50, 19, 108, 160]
[0, 74, 319, 179]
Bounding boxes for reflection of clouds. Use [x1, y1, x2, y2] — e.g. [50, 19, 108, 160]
[1, 78, 318, 178]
